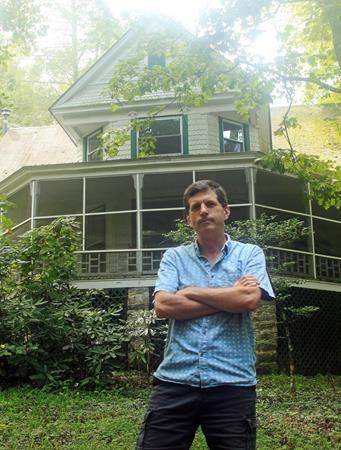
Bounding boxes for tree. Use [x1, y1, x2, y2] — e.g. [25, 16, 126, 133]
[0, 61, 57, 126]
[201, 0, 340, 102]
[33, 0, 125, 88]
[0, 0, 45, 107]
[1, 1, 127, 125]
[106, 10, 340, 209]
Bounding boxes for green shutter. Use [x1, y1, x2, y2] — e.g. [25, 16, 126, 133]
[82, 137, 88, 161]
[219, 117, 224, 153]
[243, 123, 250, 151]
[131, 128, 137, 159]
[182, 114, 189, 155]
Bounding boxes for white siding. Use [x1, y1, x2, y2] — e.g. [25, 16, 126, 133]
[188, 113, 209, 155]
[207, 114, 220, 153]
[249, 124, 260, 152]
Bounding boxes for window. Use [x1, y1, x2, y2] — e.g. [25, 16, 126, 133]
[255, 169, 308, 213]
[137, 117, 184, 156]
[7, 184, 31, 225]
[221, 120, 246, 153]
[36, 179, 83, 216]
[195, 170, 249, 204]
[147, 54, 166, 68]
[142, 172, 192, 208]
[85, 130, 103, 161]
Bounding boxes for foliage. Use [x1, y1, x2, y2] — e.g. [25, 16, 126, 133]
[33, 0, 125, 87]
[0, 0, 45, 107]
[0, 195, 14, 233]
[125, 310, 167, 374]
[260, 149, 341, 209]
[202, 0, 341, 101]
[105, 12, 340, 209]
[0, 61, 57, 126]
[0, 217, 125, 388]
[0, 375, 339, 449]
[1, 1, 127, 124]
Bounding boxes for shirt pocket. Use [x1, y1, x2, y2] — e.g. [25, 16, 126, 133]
[215, 268, 241, 287]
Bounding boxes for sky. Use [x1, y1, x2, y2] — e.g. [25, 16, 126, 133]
[109, 0, 279, 62]
[109, 0, 216, 31]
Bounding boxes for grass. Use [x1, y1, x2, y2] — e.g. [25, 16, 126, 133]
[0, 374, 340, 449]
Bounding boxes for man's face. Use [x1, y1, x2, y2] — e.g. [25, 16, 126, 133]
[186, 189, 230, 234]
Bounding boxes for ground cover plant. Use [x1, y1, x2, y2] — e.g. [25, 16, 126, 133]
[0, 374, 339, 449]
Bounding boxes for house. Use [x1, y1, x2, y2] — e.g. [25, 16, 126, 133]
[0, 25, 340, 374]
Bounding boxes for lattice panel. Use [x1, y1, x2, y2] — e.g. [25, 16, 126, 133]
[142, 251, 164, 272]
[316, 256, 341, 282]
[80, 252, 137, 275]
[276, 287, 341, 375]
[267, 248, 312, 277]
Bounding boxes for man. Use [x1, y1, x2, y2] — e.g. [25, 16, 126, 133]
[136, 179, 275, 450]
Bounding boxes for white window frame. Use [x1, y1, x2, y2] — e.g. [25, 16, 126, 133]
[222, 119, 245, 152]
[86, 129, 103, 161]
[137, 116, 183, 157]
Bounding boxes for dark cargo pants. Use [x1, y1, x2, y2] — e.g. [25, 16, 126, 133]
[136, 379, 256, 450]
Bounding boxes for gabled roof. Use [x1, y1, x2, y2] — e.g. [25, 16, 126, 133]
[0, 126, 79, 183]
[50, 28, 137, 112]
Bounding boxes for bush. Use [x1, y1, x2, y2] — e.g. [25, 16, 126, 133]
[0, 218, 125, 388]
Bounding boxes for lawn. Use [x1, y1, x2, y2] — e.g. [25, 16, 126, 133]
[0, 374, 339, 449]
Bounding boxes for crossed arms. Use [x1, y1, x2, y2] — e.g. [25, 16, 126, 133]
[154, 276, 262, 320]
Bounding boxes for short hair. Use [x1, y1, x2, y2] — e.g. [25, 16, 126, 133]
[183, 179, 228, 214]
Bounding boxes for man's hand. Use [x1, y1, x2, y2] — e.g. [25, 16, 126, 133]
[233, 275, 260, 288]
[177, 275, 262, 313]
[154, 291, 220, 320]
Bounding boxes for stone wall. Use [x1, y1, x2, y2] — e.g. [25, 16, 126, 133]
[253, 301, 278, 373]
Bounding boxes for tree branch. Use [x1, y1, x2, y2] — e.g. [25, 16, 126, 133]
[282, 75, 341, 93]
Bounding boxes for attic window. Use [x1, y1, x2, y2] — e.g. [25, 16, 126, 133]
[222, 120, 244, 152]
[148, 54, 166, 68]
[86, 130, 103, 161]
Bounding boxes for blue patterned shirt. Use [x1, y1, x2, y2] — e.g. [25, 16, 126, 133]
[154, 237, 275, 387]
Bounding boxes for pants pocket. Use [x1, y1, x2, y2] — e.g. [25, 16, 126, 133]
[135, 410, 153, 450]
[245, 417, 257, 450]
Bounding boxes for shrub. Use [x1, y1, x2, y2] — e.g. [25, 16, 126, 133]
[0, 218, 125, 388]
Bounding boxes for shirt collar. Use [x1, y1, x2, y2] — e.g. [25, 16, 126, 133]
[194, 234, 230, 258]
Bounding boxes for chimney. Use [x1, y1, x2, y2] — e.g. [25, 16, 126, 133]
[1, 108, 10, 134]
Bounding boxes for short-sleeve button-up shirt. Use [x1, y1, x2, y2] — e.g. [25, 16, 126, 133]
[154, 237, 275, 387]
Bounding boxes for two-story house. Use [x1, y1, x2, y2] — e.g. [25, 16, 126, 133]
[0, 26, 340, 375]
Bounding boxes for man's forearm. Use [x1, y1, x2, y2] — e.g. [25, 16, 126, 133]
[178, 285, 262, 313]
[154, 291, 219, 320]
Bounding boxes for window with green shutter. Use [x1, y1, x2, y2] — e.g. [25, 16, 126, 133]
[131, 116, 188, 158]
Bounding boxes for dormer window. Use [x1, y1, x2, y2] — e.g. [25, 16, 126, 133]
[147, 54, 166, 68]
[222, 120, 245, 152]
[85, 129, 103, 161]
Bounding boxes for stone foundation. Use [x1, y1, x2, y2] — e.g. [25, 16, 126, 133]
[253, 301, 278, 373]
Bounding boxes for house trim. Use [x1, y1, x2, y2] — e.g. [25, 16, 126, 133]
[74, 277, 341, 292]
